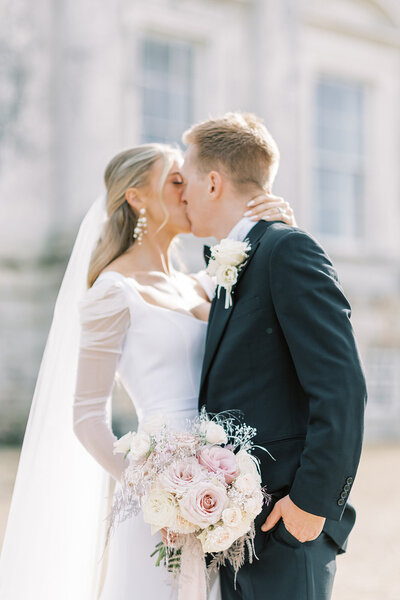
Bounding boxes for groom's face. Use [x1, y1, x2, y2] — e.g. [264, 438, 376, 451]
[180, 145, 214, 238]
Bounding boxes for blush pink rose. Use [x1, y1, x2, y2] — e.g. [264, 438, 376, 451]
[160, 458, 207, 494]
[179, 481, 228, 527]
[197, 446, 239, 485]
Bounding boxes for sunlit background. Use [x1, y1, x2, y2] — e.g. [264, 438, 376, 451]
[1, 1, 399, 598]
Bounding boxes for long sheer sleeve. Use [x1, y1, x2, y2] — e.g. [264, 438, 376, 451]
[73, 277, 131, 483]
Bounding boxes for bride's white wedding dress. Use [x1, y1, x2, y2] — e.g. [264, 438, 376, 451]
[72, 269, 220, 599]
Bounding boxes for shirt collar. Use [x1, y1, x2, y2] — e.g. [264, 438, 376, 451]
[226, 216, 256, 242]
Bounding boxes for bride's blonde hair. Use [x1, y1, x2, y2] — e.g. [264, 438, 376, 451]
[87, 143, 182, 288]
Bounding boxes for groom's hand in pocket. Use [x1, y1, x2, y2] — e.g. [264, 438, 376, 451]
[261, 494, 326, 543]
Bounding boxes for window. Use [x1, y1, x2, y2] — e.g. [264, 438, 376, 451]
[140, 37, 194, 145]
[366, 347, 400, 420]
[313, 77, 365, 240]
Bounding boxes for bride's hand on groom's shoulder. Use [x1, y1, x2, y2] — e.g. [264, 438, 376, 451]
[260, 494, 326, 543]
[244, 192, 298, 227]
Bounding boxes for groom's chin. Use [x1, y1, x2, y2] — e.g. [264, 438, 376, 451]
[190, 226, 208, 238]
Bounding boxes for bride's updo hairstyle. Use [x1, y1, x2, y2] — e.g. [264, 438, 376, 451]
[88, 143, 182, 287]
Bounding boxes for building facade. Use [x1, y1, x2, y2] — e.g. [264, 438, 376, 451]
[0, 0, 399, 440]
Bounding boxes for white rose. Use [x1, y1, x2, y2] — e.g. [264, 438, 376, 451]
[206, 259, 218, 277]
[236, 449, 262, 483]
[129, 431, 151, 461]
[211, 239, 249, 266]
[215, 265, 238, 288]
[231, 516, 252, 539]
[174, 510, 199, 534]
[142, 486, 178, 532]
[197, 525, 235, 553]
[222, 506, 243, 528]
[113, 431, 134, 455]
[234, 473, 258, 496]
[140, 413, 166, 436]
[243, 497, 263, 518]
[201, 421, 228, 445]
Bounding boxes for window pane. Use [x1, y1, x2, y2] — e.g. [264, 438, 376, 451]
[367, 348, 400, 419]
[314, 168, 363, 237]
[140, 38, 194, 145]
[314, 77, 365, 239]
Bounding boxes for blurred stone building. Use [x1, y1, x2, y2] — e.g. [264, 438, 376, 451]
[0, 0, 399, 442]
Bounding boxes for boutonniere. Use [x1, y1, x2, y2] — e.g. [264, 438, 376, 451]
[206, 238, 251, 309]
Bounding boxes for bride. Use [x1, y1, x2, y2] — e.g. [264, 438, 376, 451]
[0, 142, 296, 600]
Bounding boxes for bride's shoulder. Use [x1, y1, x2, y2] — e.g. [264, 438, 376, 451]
[78, 271, 131, 322]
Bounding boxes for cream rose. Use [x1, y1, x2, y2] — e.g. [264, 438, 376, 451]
[215, 265, 238, 288]
[221, 506, 243, 528]
[200, 421, 228, 445]
[234, 473, 258, 496]
[243, 496, 263, 518]
[129, 431, 151, 461]
[113, 431, 134, 455]
[211, 239, 250, 266]
[142, 486, 178, 532]
[197, 525, 236, 553]
[231, 516, 252, 539]
[236, 449, 262, 483]
[173, 510, 200, 534]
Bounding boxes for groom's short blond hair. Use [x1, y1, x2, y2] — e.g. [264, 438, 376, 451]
[182, 112, 280, 191]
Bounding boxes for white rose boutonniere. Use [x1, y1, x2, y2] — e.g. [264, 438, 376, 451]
[206, 238, 251, 309]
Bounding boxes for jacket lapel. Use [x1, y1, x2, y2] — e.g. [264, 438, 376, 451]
[200, 220, 270, 392]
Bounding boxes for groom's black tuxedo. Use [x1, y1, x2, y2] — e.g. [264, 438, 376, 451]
[199, 220, 366, 599]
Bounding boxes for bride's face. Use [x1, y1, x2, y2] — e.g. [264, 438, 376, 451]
[144, 158, 191, 236]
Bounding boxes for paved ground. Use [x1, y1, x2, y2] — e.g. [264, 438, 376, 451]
[1, 443, 399, 599]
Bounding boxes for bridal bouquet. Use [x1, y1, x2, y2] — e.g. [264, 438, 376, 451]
[105, 409, 271, 596]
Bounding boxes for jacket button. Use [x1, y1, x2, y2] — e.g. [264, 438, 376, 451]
[340, 491, 347, 499]
[337, 498, 345, 506]
[346, 477, 353, 485]
[344, 484, 351, 492]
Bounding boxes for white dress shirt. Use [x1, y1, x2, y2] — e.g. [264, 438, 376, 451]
[226, 216, 257, 242]
[192, 217, 257, 302]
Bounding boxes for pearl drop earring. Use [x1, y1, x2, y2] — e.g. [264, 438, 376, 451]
[133, 207, 148, 245]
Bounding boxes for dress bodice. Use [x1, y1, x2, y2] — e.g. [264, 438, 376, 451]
[102, 271, 209, 427]
[72, 269, 210, 482]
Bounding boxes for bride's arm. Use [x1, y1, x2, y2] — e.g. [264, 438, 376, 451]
[72, 278, 131, 482]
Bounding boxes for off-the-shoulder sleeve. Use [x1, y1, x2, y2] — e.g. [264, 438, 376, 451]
[72, 277, 131, 482]
[191, 269, 216, 301]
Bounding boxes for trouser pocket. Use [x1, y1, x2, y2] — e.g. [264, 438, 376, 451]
[273, 519, 303, 548]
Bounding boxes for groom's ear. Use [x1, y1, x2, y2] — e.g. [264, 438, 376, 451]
[208, 171, 223, 200]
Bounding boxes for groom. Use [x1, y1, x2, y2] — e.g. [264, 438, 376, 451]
[180, 112, 367, 600]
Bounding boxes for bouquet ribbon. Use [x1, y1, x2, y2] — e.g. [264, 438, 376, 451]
[178, 534, 207, 600]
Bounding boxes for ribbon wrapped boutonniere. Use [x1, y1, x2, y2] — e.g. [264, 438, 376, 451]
[206, 239, 251, 309]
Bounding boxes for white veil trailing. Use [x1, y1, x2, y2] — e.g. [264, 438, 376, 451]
[0, 194, 111, 600]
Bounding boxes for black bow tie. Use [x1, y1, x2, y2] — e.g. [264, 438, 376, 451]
[203, 245, 211, 267]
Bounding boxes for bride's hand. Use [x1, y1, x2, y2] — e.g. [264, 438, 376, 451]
[244, 192, 297, 227]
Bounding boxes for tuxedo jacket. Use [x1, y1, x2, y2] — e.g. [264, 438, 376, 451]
[199, 220, 367, 552]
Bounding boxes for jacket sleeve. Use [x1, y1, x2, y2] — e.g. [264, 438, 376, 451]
[72, 277, 131, 483]
[269, 229, 367, 520]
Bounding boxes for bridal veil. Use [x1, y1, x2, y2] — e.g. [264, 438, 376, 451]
[0, 195, 111, 600]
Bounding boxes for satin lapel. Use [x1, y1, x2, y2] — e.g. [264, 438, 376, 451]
[200, 221, 270, 391]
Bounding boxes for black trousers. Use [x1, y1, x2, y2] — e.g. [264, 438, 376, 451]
[219, 520, 340, 600]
